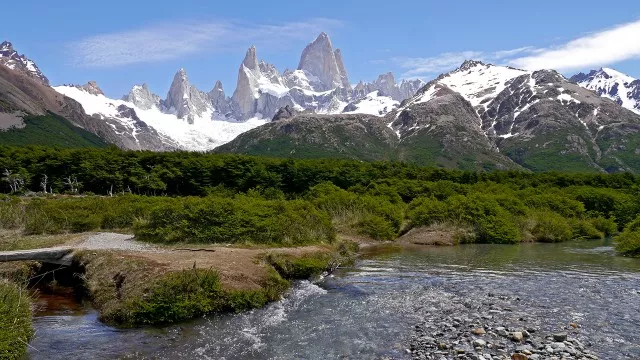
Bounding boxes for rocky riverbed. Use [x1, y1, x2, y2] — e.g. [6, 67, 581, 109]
[409, 289, 600, 360]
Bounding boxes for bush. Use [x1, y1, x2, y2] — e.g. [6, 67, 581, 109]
[0, 281, 33, 359]
[308, 182, 404, 239]
[529, 210, 573, 243]
[615, 216, 640, 257]
[589, 216, 618, 237]
[265, 253, 334, 279]
[475, 214, 521, 244]
[134, 196, 335, 245]
[569, 219, 604, 240]
[357, 215, 397, 241]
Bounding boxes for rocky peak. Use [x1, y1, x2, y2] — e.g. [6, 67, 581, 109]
[78, 81, 104, 96]
[572, 67, 640, 114]
[297, 32, 344, 91]
[124, 83, 161, 110]
[242, 46, 259, 71]
[232, 46, 263, 119]
[0, 40, 49, 85]
[209, 80, 230, 114]
[0, 41, 13, 52]
[334, 48, 351, 89]
[165, 68, 211, 123]
[458, 60, 486, 72]
[272, 105, 299, 121]
[211, 80, 224, 93]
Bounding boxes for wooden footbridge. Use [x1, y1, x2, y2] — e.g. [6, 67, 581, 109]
[0, 247, 75, 265]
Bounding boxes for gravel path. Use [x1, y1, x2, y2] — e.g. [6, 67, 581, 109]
[76, 232, 159, 252]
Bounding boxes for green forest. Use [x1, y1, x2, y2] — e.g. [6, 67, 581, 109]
[1, 145, 640, 256]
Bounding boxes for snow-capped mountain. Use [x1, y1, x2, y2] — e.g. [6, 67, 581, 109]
[571, 68, 640, 115]
[49, 32, 424, 151]
[0, 41, 49, 85]
[221, 59, 640, 173]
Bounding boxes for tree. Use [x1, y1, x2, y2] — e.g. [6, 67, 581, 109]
[2, 169, 25, 193]
[40, 174, 49, 193]
[63, 176, 81, 194]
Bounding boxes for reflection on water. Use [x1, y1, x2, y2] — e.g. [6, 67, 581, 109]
[28, 239, 640, 359]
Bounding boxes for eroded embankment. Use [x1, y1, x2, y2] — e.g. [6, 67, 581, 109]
[0, 232, 357, 329]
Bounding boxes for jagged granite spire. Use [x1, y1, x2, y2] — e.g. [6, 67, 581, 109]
[334, 48, 351, 89]
[297, 32, 344, 91]
[164, 68, 211, 123]
[209, 80, 231, 115]
[232, 46, 261, 119]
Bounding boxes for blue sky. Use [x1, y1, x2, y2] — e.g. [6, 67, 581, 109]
[3, 0, 640, 98]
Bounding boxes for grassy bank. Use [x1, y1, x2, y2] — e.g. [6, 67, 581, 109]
[0, 281, 33, 359]
[74, 242, 354, 327]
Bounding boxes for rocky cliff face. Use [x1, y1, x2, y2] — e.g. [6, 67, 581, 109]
[77, 81, 104, 96]
[0, 41, 49, 85]
[0, 64, 176, 150]
[164, 68, 212, 124]
[571, 68, 640, 115]
[297, 32, 347, 91]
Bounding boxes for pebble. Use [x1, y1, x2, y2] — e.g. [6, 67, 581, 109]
[409, 291, 599, 360]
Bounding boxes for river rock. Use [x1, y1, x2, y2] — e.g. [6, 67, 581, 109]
[473, 339, 487, 347]
[553, 332, 568, 342]
[510, 332, 524, 342]
[473, 328, 486, 335]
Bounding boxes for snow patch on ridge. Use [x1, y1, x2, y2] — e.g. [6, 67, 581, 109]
[343, 91, 399, 116]
[439, 63, 528, 111]
[55, 86, 268, 151]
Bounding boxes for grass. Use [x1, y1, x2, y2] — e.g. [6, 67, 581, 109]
[0, 231, 82, 251]
[0, 281, 33, 359]
[74, 249, 292, 327]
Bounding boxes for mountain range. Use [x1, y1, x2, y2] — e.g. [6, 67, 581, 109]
[50, 33, 424, 151]
[2, 35, 640, 173]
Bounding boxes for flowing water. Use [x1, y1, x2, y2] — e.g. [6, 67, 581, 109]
[28, 240, 640, 359]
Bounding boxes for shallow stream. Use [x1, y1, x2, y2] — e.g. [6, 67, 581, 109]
[28, 239, 640, 359]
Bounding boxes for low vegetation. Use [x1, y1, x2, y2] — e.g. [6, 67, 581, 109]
[614, 216, 640, 257]
[0, 281, 33, 359]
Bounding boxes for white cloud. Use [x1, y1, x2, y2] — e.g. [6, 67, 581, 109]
[508, 20, 640, 71]
[394, 51, 483, 77]
[70, 18, 343, 67]
[393, 19, 640, 79]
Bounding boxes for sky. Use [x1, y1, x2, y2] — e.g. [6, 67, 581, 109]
[3, 0, 640, 98]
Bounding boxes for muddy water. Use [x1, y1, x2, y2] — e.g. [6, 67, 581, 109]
[28, 239, 640, 359]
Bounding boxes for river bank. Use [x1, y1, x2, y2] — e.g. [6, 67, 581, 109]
[0, 230, 357, 358]
[21, 239, 639, 359]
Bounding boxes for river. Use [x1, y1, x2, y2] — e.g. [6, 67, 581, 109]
[28, 239, 640, 359]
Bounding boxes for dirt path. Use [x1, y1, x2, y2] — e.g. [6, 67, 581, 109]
[75, 233, 158, 252]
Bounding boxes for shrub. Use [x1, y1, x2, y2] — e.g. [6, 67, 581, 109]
[523, 192, 585, 218]
[356, 215, 397, 241]
[615, 216, 640, 257]
[308, 182, 404, 239]
[569, 219, 605, 240]
[265, 252, 335, 280]
[529, 210, 573, 243]
[475, 214, 521, 244]
[589, 216, 618, 237]
[134, 196, 335, 245]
